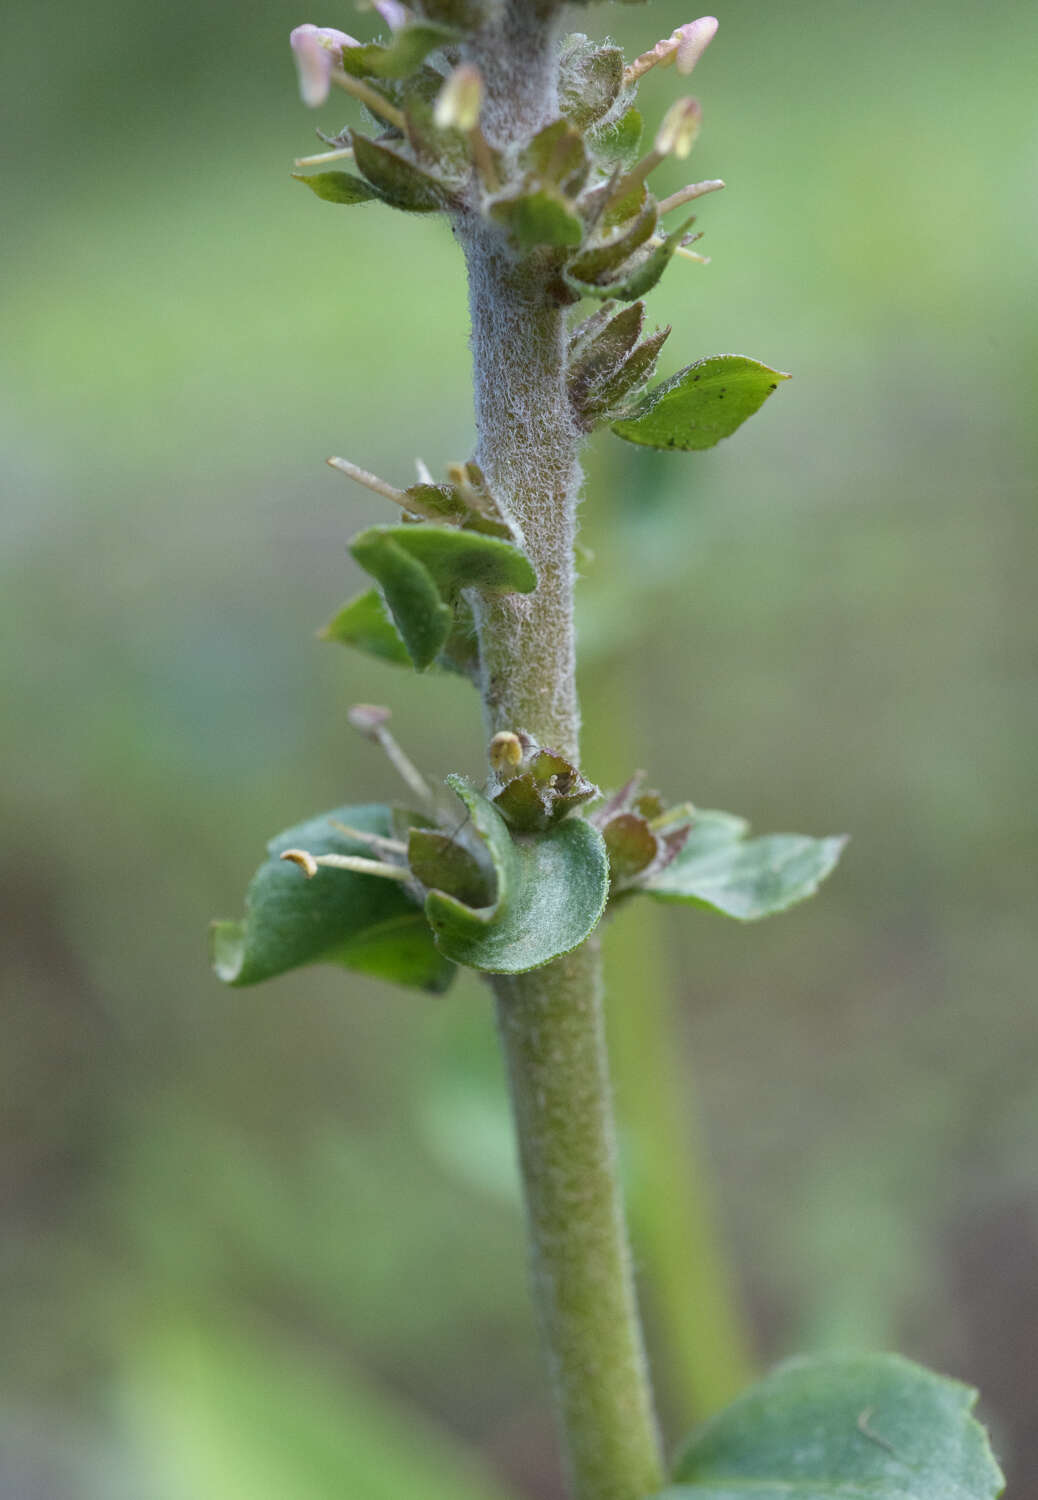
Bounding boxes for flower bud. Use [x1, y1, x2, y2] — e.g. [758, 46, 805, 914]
[434, 63, 484, 132]
[290, 24, 357, 108]
[674, 17, 718, 76]
[654, 97, 702, 160]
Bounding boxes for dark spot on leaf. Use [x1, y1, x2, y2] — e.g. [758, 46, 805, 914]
[769, 382, 777, 390]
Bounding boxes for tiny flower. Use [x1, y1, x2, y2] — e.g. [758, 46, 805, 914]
[290, 24, 357, 108]
[370, 0, 409, 32]
[655, 97, 702, 160]
[434, 63, 484, 132]
[674, 17, 718, 76]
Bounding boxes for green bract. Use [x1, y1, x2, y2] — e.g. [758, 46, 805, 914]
[643, 809, 846, 920]
[321, 588, 476, 677]
[210, 805, 454, 992]
[293, 170, 382, 205]
[340, 22, 459, 80]
[490, 186, 585, 253]
[421, 778, 610, 973]
[659, 1353, 1004, 1500]
[612, 355, 791, 450]
[349, 524, 536, 671]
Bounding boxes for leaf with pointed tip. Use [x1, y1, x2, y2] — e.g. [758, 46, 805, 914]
[351, 131, 450, 212]
[642, 808, 845, 919]
[293, 171, 382, 206]
[589, 108, 643, 169]
[567, 214, 693, 302]
[568, 301, 644, 406]
[210, 805, 454, 992]
[340, 22, 459, 80]
[490, 185, 585, 254]
[566, 199, 658, 284]
[588, 326, 671, 421]
[611, 354, 791, 450]
[558, 37, 625, 129]
[423, 779, 610, 973]
[349, 530, 453, 669]
[660, 1352, 1004, 1500]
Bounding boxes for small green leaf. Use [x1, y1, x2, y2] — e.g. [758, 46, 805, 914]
[588, 108, 644, 169]
[424, 779, 610, 973]
[349, 531, 453, 670]
[211, 805, 454, 992]
[602, 812, 659, 882]
[351, 131, 450, 212]
[522, 120, 589, 195]
[408, 827, 493, 910]
[611, 354, 791, 451]
[341, 22, 459, 80]
[404, 480, 511, 538]
[566, 214, 694, 302]
[566, 200, 658, 284]
[357, 523, 536, 597]
[319, 588, 412, 669]
[491, 748, 598, 832]
[569, 301, 645, 408]
[320, 588, 477, 678]
[292, 171, 382, 206]
[491, 185, 585, 254]
[661, 1352, 1004, 1500]
[558, 37, 625, 129]
[588, 325, 671, 420]
[642, 809, 845, 919]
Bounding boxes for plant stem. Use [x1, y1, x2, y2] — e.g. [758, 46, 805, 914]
[454, 8, 664, 1495]
[492, 946, 664, 1500]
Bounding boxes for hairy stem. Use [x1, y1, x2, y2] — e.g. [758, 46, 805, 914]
[457, 7, 664, 1496]
[492, 947, 664, 1500]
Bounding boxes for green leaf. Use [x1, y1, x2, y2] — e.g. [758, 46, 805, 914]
[423, 778, 610, 973]
[349, 524, 534, 671]
[611, 354, 791, 451]
[211, 804, 454, 992]
[588, 325, 671, 420]
[319, 588, 412, 669]
[349, 531, 453, 669]
[661, 1352, 1004, 1500]
[357, 522, 536, 596]
[522, 120, 589, 196]
[558, 37, 625, 129]
[588, 108, 644, 169]
[292, 171, 382, 206]
[490, 185, 585, 253]
[351, 131, 450, 212]
[340, 23, 459, 80]
[566, 213, 694, 302]
[642, 809, 845, 920]
[566, 199, 658, 284]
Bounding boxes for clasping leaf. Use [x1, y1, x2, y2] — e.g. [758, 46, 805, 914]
[421, 778, 610, 973]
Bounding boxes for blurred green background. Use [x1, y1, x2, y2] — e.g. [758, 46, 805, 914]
[3, 0, 1036, 1494]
